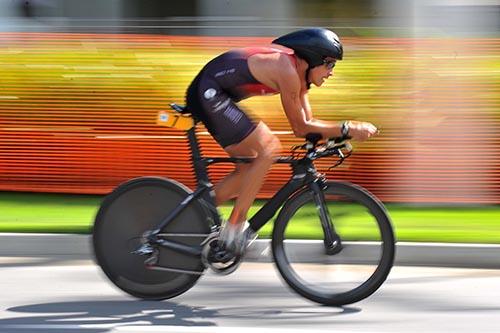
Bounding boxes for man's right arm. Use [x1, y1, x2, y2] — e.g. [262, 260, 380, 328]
[276, 59, 343, 138]
[276, 57, 378, 141]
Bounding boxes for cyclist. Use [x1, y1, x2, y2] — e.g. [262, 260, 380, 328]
[185, 28, 378, 255]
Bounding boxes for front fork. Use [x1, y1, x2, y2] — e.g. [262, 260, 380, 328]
[310, 178, 343, 255]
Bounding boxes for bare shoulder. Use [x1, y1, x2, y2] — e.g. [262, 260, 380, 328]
[248, 51, 300, 91]
[275, 53, 297, 76]
[273, 54, 300, 91]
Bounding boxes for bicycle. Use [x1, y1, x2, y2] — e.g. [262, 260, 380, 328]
[93, 103, 395, 306]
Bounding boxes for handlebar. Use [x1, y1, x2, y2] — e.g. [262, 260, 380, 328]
[291, 132, 353, 168]
[297, 133, 352, 153]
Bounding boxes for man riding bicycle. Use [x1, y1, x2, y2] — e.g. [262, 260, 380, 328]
[185, 28, 378, 254]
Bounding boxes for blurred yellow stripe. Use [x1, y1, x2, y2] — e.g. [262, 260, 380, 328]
[0, 33, 498, 203]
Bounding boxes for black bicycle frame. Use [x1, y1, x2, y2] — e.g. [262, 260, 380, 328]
[147, 124, 335, 256]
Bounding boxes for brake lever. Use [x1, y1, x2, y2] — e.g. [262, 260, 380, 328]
[326, 136, 352, 150]
[327, 151, 352, 171]
[325, 137, 353, 171]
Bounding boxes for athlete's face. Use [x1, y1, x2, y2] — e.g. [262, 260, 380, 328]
[309, 58, 336, 87]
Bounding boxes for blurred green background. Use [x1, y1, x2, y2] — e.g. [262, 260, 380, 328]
[1, 192, 499, 243]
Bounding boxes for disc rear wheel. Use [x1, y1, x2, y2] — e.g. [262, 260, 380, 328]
[93, 177, 211, 300]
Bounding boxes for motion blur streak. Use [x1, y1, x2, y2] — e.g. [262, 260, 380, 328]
[0, 33, 498, 204]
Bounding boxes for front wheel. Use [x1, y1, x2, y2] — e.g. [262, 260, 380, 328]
[272, 181, 395, 306]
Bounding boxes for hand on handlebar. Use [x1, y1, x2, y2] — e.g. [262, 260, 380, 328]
[346, 121, 378, 141]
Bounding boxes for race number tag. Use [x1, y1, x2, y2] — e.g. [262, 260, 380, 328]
[157, 110, 194, 130]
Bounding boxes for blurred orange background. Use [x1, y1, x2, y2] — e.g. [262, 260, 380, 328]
[0, 32, 498, 204]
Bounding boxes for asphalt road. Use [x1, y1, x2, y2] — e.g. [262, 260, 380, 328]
[0, 257, 499, 333]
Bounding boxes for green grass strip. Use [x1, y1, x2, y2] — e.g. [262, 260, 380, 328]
[0, 192, 499, 243]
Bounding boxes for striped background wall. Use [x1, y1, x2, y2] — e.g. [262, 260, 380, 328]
[0, 33, 498, 204]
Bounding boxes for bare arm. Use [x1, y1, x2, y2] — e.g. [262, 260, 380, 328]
[300, 93, 341, 127]
[299, 92, 313, 121]
[275, 56, 378, 140]
[277, 58, 344, 138]
[300, 92, 359, 136]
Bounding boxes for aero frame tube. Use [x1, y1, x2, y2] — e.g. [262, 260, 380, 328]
[152, 184, 211, 234]
[248, 177, 307, 232]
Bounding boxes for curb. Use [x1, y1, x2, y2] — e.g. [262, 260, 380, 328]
[0, 233, 499, 269]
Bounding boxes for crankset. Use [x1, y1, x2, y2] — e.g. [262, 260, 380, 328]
[201, 233, 242, 275]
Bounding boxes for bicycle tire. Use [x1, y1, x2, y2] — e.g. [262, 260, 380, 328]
[93, 177, 211, 300]
[272, 181, 395, 306]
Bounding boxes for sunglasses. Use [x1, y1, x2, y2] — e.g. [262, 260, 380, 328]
[323, 60, 336, 70]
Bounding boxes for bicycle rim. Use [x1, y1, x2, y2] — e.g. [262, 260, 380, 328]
[272, 181, 395, 306]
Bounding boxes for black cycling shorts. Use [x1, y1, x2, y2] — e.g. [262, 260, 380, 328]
[185, 74, 257, 148]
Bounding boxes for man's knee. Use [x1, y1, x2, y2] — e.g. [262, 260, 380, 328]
[235, 162, 252, 174]
[259, 135, 282, 161]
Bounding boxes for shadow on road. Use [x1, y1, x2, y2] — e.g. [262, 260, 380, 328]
[0, 301, 215, 332]
[0, 300, 360, 332]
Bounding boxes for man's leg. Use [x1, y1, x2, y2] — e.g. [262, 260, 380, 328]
[214, 163, 253, 206]
[219, 122, 281, 241]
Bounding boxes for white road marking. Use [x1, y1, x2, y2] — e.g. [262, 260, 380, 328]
[114, 326, 343, 332]
[0, 324, 357, 332]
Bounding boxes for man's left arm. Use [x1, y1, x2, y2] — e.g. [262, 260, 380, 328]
[300, 92, 329, 125]
[300, 92, 313, 121]
[300, 91, 379, 140]
[300, 92, 328, 125]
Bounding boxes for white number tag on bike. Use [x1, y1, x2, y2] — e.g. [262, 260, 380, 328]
[157, 110, 194, 130]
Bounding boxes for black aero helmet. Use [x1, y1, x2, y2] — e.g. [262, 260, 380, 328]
[272, 28, 343, 67]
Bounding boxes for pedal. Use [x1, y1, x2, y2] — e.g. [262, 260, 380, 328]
[201, 233, 242, 275]
[211, 247, 236, 264]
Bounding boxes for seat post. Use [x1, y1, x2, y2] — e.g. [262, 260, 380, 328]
[186, 127, 210, 185]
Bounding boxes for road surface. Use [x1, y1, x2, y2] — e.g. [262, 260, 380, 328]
[0, 256, 499, 332]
